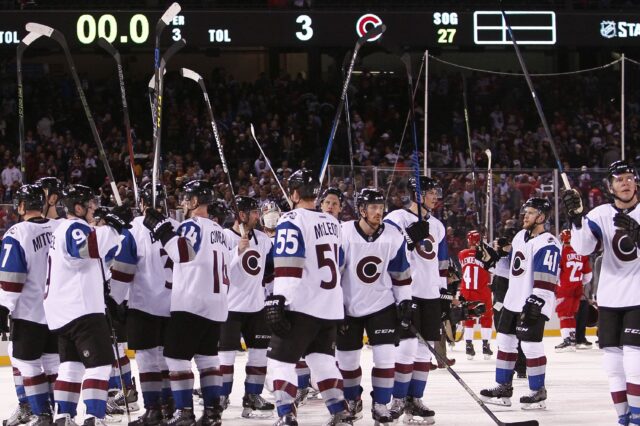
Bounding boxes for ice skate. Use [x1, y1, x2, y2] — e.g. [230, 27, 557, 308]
[218, 396, 229, 411]
[163, 408, 196, 426]
[465, 341, 475, 360]
[160, 397, 175, 420]
[388, 398, 406, 421]
[618, 412, 630, 425]
[371, 403, 393, 425]
[482, 341, 493, 360]
[576, 340, 593, 350]
[4, 402, 34, 426]
[114, 386, 140, 412]
[241, 394, 274, 418]
[401, 397, 435, 425]
[52, 415, 78, 426]
[26, 413, 53, 426]
[272, 412, 297, 426]
[322, 409, 355, 426]
[195, 407, 221, 426]
[345, 399, 363, 421]
[293, 387, 309, 407]
[554, 337, 576, 352]
[520, 387, 547, 410]
[480, 383, 513, 406]
[105, 396, 124, 422]
[127, 409, 163, 426]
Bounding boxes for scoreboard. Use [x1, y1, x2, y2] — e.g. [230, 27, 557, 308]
[0, 9, 639, 49]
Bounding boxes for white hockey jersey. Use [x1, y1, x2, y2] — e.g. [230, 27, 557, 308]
[224, 228, 273, 313]
[504, 230, 560, 319]
[110, 216, 180, 317]
[0, 218, 59, 324]
[164, 216, 230, 322]
[571, 203, 640, 309]
[44, 218, 123, 330]
[273, 208, 343, 320]
[341, 220, 411, 317]
[492, 256, 510, 278]
[384, 209, 448, 299]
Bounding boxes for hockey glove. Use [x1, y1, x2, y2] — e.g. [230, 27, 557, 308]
[0, 305, 9, 333]
[405, 220, 429, 251]
[475, 242, 500, 270]
[613, 212, 640, 245]
[397, 300, 414, 331]
[143, 209, 177, 245]
[495, 237, 512, 257]
[264, 295, 291, 337]
[519, 295, 545, 327]
[440, 288, 455, 319]
[561, 189, 585, 228]
[103, 205, 133, 233]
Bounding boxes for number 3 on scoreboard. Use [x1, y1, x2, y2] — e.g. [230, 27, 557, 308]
[295, 15, 313, 41]
[437, 28, 456, 44]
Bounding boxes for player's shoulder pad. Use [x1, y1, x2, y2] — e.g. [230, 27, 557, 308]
[177, 219, 203, 252]
[273, 219, 305, 257]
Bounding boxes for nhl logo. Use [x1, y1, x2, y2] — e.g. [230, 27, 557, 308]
[83, 350, 90, 358]
[600, 21, 617, 39]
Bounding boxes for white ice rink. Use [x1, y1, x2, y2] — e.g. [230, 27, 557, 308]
[0, 336, 617, 426]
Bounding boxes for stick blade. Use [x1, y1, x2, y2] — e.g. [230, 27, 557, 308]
[502, 421, 539, 426]
[25, 22, 54, 37]
[179, 67, 202, 83]
[484, 149, 492, 159]
[20, 31, 42, 47]
[160, 2, 182, 25]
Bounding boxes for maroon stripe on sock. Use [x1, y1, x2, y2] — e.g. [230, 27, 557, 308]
[220, 365, 234, 374]
[317, 378, 344, 392]
[82, 379, 108, 391]
[394, 363, 413, 374]
[199, 369, 220, 378]
[170, 371, 194, 381]
[413, 362, 430, 373]
[273, 380, 297, 398]
[372, 367, 395, 379]
[23, 374, 48, 386]
[246, 366, 266, 376]
[628, 383, 640, 396]
[497, 351, 518, 361]
[612, 390, 628, 404]
[139, 372, 163, 383]
[339, 368, 362, 379]
[295, 361, 308, 369]
[525, 356, 547, 368]
[55, 381, 81, 393]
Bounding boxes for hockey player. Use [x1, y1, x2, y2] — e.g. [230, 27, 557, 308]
[458, 230, 494, 360]
[142, 180, 228, 426]
[337, 188, 412, 425]
[260, 201, 281, 239]
[44, 184, 133, 426]
[0, 185, 60, 426]
[319, 187, 343, 220]
[554, 229, 593, 353]
[383, 176, 445, 425]
[219, 196, 275, 418]
[479, 197, 560, 410]
[265, 168, 353, 426]
[110, 183, 180, 425]
[208, 199, 230, 226]
[562, 160, 640, 425]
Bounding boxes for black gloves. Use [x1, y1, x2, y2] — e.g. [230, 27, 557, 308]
[495, 237, 511, 258]
[475, 242, 500, 270]
[103, 205, 133, 233]
[397, 300, 414, 331]
[561, 189, 585, 228]
[405, 220, 429, 251]
[0, 305, 9, 333]
[143, 209, 176, 245]
[614, 212, 640, 245]
[520, 295, 545, 326]
[264, 295, 291, 337]
[440, 287, 455, 318]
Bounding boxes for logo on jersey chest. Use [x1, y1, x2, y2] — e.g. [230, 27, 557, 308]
[612, 230, 637, 262]
[242, 249, 262, 276]
[511, 251, 526, 276]
[415, 235, 436, 260]
[356, 256, 382, 283]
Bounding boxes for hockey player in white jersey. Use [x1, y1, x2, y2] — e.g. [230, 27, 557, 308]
[562, 160, 640, 426]
[219, 195, 275, 418]
[319, 187, 343, 220]
[265, 169, 353, 426]
[110, 183, 180, 425]
[0, 185, 60, 426]
[142, 180, 228, 426]
[480, 197, 560, 410]
[383, 176, 443, 425]
[44, 184, 133, 426]
[337, 188, 413, 426]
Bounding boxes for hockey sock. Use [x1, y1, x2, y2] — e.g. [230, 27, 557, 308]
[194, 355, 222, 407]
[166, 357, 195, 409]
[82, 365, 111, 419]
[108, 367, 121, 391]
[42, 353, 59, 406]
[481, 327, 493, 341]
[245, 349, 267, 395]
[408, 341, 431, 398]
[12, 367, 28, 404]
[23, 374, 50, 415]
[218, 351, 235, 397]
[521, 341, 546, 390]
[495, 333, 518, 384]
[267, 358, 297, 417]
[295, 359, 311, 389]
[463, 324, 475, 341]
[393, 338, 416, 399]
[161, 370, 172, 403]
[604, 347, 629, 418]
[336, 349, 362, 401]
[623, 346, 640, 424]
[371, 344, 394, 404]
[306, 352, 346, 415]
[136, 349, 162, 409]
[109, 344, 132, 390]
[54, 361, 84, 419]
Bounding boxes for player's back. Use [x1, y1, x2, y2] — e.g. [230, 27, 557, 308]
[458, 248, 491, 297]
[558, 244, 590, 288]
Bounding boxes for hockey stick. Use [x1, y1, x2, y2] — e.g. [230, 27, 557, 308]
[152, 2, 182, 208]
[498, 5, 570, 190]
[26, 23, 122, 205]
[97, 38, 140, 208]
[410, 326, 538, 426]
[16, 32, 42, 184]
[340, 51, 357, 200]
[179, 68, 245, 235]
[318, 24, 386, 185]
[148, 70, 166, 129]
[484, 149, 492, 240]
[462, 76, 481, 229]
[249, 124, 292, 209]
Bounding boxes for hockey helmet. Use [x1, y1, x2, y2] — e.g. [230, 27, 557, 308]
[207, 199, 230, 224]
[586, 304, 599, 327]
[288, 169, 320, 199]
[606, 160, 639, 194]
[261, 201, 281, 229]
[139, 182, 166, 206]
[466, 230, 482, 246]
[356, 188, 385, 209]
[62, 184, 96, 211]
[180, 180, 215, 205]
[35, 177, 64, 196]
[408, 176, 442, 198]
[92, 206, 110, 223]
[560, 229, 571, 244]
[319, 187, 344, 205]
[522, 197, 552, 216]
[13, 184, 45, 211]
[234, 195, 260, 213]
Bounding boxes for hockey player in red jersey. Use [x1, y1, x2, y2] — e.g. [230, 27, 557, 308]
[458, 230, 494, 360]
[554, 229, 592, 352]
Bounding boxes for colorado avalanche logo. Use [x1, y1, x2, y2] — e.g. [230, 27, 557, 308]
[612, 230, 637, 262]
[600, 20, 616, 39]
[356, 256, 382, 284]
[511, 251, 526, 277]
[415, 235, 436, 260]
[242, 250, 262, 276]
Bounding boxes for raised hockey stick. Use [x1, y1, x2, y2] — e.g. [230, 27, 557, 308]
[16, 31, 42, 183]
[410, 325, 538, 426]
[25, 23, 122, 205]
[152, 2, 182, 208]
[484, 149, 493, 239]
[249, 124, 292, 209]
[148, 70, 166, 129]
[462, 76, 481, 229]
[179, 68, 245, 235]
[341, 51, 357, 199]
[318, 24, 386, 185]
[498, 5, 569, 190]
[97, 38, 140, 208]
